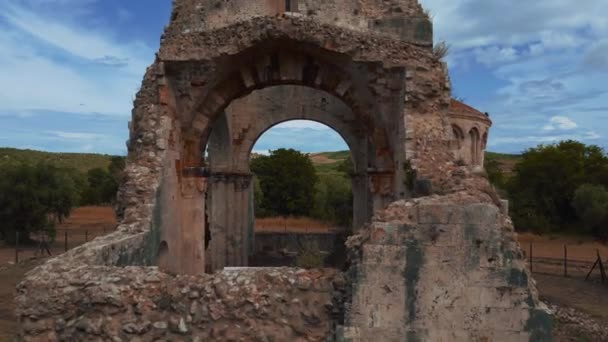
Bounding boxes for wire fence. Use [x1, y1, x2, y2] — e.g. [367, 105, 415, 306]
[3, 227, 116, 265]
[524, 242, 607, 284]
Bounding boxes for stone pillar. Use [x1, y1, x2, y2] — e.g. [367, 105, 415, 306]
[178, 175, 207, 275]
[158, 164, 207, 276]
[208, 173, 252, 271]
[352, 174, 370, 231]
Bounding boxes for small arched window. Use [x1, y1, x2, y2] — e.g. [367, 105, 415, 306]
[452, 124, 464, 150]
[469, 128, 480, 165]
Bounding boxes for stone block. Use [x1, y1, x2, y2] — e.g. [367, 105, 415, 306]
[361, 244, 407, 267]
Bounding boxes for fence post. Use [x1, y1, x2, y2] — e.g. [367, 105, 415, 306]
[64, 231, 68, 252]
[529, 242, 533, 273]
[598, 250, 607, 284]
[564, 245, 568, 277]
[15, 231, 19, 264]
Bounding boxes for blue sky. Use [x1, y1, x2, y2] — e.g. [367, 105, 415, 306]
[0, 0, 606, 155]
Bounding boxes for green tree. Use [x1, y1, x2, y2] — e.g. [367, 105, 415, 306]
[81, 168, 119, 205]
[572, 184, 608, 239]
[484, 155, 505, 189]
[252, 176, 266, 217]
[0, 163, 78, 244]
[336, 155, 355, 176]
[507, 140, 608, 233]
[312, 172, 353, 227]
[109, 156, 126, 183]
[251, 149, 318, 217]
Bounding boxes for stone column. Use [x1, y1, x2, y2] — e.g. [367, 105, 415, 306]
[352, 173, 370, 231]
[178, 174, 207, 275]
[208, 173, 252, 271]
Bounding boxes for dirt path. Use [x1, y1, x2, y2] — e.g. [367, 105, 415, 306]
[0, 261, 40, 342]
[535, 274, 608, 320]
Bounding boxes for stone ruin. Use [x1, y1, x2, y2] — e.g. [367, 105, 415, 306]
[16, 0, 553, 341]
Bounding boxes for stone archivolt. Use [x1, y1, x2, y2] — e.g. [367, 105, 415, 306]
[17, 1, 552, 341]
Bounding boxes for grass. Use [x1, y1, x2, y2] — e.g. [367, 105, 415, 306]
[0, 147, 115, 173]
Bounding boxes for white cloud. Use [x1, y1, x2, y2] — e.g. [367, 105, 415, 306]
[47, 131, 106, 140]
[490, 130, 600, 146]
[0, 1, 153, 116]
[418, 0, 608, 151]
[272, 120, 334, 131]
[542, 116, 578, 131]
[474, 46, 519, 66]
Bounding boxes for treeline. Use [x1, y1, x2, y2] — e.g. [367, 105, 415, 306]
[0, 157, 125, 244]
[251, 148, 353, 228]
[486, 140, 608, 240]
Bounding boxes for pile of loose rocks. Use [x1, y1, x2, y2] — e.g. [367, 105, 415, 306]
[548, 302, 608, 341]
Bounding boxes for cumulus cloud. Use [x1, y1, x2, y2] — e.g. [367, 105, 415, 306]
[542, 116, 578, 131]
[418, 0, 608, 152]
[473, 46, 519, 66]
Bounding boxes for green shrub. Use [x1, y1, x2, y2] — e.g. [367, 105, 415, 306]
[572, 184, 608, 239]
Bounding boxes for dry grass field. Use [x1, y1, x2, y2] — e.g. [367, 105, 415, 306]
[519, 232, 608, 262]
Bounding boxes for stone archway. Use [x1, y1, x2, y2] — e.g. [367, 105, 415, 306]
[154, 35, 417, 274]
[204, 85, 373, 271]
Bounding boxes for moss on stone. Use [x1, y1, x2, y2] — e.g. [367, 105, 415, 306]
[525, 309, 553, 342]
[404, 240, 424, 324]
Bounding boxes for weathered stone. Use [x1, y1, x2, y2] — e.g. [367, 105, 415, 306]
[17, 1, 550, 341]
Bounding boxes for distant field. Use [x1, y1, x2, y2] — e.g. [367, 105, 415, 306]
[309, 151, 349, 173]
[310, 150, 522, 175]
[0, 147, 522, 176]
[485, 151, 522, 175]
[0, 147, 115, 173]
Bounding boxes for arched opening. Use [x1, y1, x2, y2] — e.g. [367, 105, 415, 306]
[249, 119, 354, 269]
[159, 40, 403, 274]
[199, 84, 375, 272]
[469, 127, 480, 166]
[452, 124, 465, 150]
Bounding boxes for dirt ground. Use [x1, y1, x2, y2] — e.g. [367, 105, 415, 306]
[0, 260, 41, 342]
[0, 207, 117, 266]
[519, 232, 608, 262]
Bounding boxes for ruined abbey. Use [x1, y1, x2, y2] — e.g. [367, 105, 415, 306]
[17, 1, 553, 341]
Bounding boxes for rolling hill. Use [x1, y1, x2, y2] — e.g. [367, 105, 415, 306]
[0, 148, 115, 173]
[0, 147, 521, 175]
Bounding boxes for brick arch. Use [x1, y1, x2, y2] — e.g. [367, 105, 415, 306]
[183, 44, 393, 169]
[219, 85, 369, 174]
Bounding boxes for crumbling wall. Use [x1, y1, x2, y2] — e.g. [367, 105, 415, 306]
[167, 0, 431, 44]
[341, 191, 553, 341]
[18, 267, 346, 341]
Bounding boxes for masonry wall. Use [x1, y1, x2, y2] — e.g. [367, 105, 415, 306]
[168, 0, 432, 44]
[18, 267, 346, 342]
[342, 197, 553, 341]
